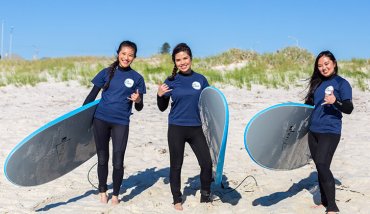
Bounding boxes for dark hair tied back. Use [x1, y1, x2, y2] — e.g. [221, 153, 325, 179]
[103, 40, 137, 90]
[167, 43, 192, 81]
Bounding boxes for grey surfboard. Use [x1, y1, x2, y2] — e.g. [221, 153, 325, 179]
[4, 100, 99, 186]
[244, 103, 314, 170]
[199, 86, 229, 185]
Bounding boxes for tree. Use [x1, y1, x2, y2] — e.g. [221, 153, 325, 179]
[160, 42, 170, 54]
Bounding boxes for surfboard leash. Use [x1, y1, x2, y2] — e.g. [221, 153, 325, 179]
[212, 175, 258, 202]
[88, 162, 259, 202]
[87, 161, 99, 189]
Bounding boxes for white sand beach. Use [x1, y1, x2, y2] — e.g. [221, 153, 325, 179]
[0, 81, 369, 213]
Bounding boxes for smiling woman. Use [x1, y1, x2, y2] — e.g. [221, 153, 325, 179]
[304, 50, 354, 214]
[156, 43, 213, 211]
[82, 40, 147, 205]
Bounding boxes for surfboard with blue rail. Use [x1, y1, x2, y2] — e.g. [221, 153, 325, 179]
[244, 102, 314, 170]
[4, 100, 100, 186]
[199, 86, 229, 185]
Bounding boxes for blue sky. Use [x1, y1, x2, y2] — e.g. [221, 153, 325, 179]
[1, 0, 369, 60]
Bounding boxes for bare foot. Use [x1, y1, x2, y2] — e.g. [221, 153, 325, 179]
[111, 195, 120, 205]
[311, 203, 325, 208]
[174, 202, 183, 211]
[100, 193, 108, 204]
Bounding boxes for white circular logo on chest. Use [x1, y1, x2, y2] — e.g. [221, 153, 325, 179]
[124, 78, 134, 88]
[325, 85, 334, 95]
[192, 81, 201, 90]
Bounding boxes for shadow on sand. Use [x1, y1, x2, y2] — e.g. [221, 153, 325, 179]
[35, 167, 247, 211]
[252, 171, 342, 207]
[120, 167, 169, 202]
[35, 167, 169, 212]
[182, 174, 243, 205]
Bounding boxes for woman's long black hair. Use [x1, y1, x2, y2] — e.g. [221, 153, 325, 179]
[102, 40, 137, 90]
[167, 43, 192, 81]
[304, 50, 338, 105]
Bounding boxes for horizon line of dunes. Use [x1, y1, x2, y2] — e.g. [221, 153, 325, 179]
[0, 47, 369, 91]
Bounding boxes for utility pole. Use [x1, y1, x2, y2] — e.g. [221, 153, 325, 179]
[9, 26, 14, 59]
[33, 45, 39, 60]
[1, 20, 4, 59]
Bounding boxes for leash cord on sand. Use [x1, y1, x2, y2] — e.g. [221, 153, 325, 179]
[87, 162, 98, 189]
[213, 175, 258, 202]
[87, 162, 259, 201]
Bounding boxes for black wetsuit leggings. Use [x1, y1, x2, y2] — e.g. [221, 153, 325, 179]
[93, 118, 129, 196]
[168, 125, 213, 204]
[308, 131, 341, 212]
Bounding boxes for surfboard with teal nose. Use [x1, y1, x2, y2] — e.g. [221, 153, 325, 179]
[199, 86, 229, 185]
[244, 103, 314, 170]
[4, 100, 100, 186]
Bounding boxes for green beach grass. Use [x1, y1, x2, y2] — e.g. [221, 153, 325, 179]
[0, 47, 369, 90]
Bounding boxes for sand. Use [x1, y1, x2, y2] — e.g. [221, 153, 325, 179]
[0, 81, 369, 213]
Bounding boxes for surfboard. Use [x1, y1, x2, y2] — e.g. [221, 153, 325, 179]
[199, 86, 229, 185]
[244, 103, 314, 170]
[4, 100, 100, 186]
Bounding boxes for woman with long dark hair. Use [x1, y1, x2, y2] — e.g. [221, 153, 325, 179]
[83, 40, 146, 205]
[157, 43, 213, 210]
[305, 50, 353, 213]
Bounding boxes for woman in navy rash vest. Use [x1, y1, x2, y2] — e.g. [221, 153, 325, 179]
[304, 50, 353, 214]
[83, 40, 146, 205]
[157, 43, 213, 211]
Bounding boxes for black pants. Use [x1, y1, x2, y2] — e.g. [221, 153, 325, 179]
[308, 131, 340, 212]
[93, 118, 129, 196]
[168, 125, 213, 204]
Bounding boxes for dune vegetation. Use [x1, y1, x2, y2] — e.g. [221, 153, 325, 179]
[0, 47, 369, 90]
